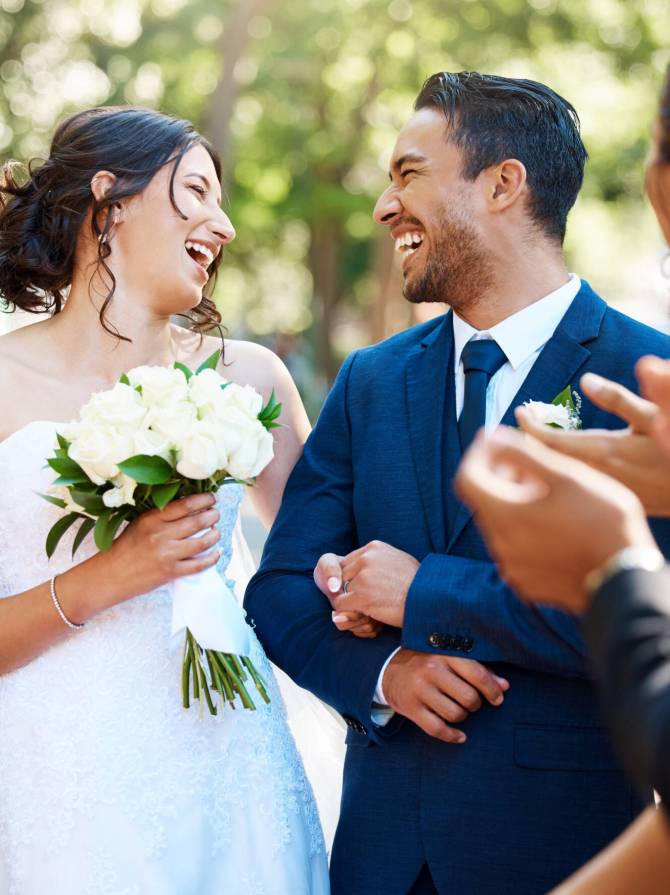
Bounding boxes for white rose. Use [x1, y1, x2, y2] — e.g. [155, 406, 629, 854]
[523, 400, 576, 430]
[176, 419, 225, 480]
[220, 413, 274, 480]
[126, 365, 189, 409]
[188, 368, 230, 418]
[132, 423, 174, 461]
[67, 419, 135, 484]
[79, 383, 146, 433]
[102, 472, 137, 508]
[144, 401, 198, 449]
[216, 381, 263, 421]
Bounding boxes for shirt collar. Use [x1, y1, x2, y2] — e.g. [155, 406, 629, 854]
[452, 273, 581, 372]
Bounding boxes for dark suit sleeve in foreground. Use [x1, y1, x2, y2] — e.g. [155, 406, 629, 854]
[583, 567, 670, 806]
[244, 354, 401, 740]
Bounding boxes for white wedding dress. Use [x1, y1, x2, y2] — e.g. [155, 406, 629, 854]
[0, 420, 332, 895]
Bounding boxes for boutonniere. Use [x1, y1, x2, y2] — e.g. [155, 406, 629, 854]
[522, 385, 582, 430]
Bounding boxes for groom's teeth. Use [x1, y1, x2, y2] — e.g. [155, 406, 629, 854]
[394, 232, 424, 253]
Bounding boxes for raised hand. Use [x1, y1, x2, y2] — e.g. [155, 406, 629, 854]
[516, 366, 670, 517]
[455, 427, 658, 613]
[382, 648, 509, 744]
[313, 552, 384, 638]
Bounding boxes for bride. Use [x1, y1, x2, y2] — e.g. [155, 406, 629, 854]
[0, 106, 332, 894]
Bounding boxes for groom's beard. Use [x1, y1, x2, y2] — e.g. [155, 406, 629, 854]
[403, 209, 495, 313]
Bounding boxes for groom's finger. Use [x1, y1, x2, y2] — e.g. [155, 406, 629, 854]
[447, 656, 509, 706]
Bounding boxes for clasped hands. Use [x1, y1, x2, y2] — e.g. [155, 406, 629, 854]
[313, 542, 509, 744]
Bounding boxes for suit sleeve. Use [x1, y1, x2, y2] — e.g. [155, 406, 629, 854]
[244, 353, 402, 741]
[583, 566, 670, 807]
[402, 554, 588, 676]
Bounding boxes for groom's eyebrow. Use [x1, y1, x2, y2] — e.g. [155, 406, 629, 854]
[389, 152, 428, 180]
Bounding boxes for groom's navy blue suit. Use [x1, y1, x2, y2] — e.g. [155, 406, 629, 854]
[245, 282, 670, 895]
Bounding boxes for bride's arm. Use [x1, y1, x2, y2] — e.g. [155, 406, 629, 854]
[0, 493, 221, 675]
[229, 342, 311, 529]
[549, 806, 670, 894]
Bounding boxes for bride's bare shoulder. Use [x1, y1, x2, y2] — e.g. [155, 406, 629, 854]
[221, 338, 292, 394]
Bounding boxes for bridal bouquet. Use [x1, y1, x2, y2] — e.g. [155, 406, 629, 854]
[41, 351, 281, 716]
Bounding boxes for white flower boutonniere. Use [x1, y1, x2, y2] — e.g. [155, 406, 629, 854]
[523, 385, 582, 430]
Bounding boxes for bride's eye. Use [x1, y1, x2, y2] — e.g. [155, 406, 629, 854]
[189, 184, 206, 197]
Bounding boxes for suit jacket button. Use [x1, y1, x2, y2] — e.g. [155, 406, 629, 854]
[452, 635, 464, 651]
[428, 632, 444, 648]
[463, 637, 474, 652]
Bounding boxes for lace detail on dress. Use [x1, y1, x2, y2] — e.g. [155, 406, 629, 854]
[0, 422, 327, 895]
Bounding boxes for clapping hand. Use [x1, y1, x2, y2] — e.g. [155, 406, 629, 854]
[455, 426, 658, 613]
[516, 359, 670, 517]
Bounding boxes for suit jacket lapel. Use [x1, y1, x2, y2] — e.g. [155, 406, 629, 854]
[404, 313, 453, 554]
[446, 281, 608, 551]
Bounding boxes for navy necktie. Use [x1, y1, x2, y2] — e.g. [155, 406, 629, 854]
[458, 339, 508, 451]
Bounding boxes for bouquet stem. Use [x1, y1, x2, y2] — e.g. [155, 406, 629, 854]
[182, 627, 270, 716]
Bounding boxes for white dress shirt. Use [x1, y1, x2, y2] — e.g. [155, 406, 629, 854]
[371, 274, 582, 722]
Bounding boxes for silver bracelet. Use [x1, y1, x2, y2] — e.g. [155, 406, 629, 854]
[49, 576, 85, 631]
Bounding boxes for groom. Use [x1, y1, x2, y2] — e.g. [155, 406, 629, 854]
[245, 71, 670, 894]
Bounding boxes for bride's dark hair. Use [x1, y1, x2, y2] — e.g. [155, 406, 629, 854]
[0, 106, 224, 340]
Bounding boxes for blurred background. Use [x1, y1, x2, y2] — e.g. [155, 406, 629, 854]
[1, 0, 669, 421]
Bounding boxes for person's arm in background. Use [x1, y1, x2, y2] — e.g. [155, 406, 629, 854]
[549, 807, 670, 895]
[584, 566, 670, 808]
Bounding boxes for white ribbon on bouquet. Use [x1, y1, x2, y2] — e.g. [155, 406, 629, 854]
[169, 530, 250, 654]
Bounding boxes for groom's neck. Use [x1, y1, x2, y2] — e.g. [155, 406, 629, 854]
[455, 239, 570, 331]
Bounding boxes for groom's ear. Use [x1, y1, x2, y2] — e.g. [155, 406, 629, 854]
[483, 159, 527, 215]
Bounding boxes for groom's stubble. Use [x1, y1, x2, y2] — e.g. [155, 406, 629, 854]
[403, 203, 496, 317]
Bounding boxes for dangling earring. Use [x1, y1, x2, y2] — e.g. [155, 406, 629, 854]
[661, 248, 670, 279]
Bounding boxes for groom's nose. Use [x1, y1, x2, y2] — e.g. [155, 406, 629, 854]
[373, 186, 403, 226]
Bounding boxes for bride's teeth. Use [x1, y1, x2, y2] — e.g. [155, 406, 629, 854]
[185, 241, 214, 267]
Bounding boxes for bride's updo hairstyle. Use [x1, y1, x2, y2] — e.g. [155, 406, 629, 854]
[0, 106, 224, 338]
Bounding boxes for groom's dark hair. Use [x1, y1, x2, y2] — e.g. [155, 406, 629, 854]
[415, 71, 588, 244]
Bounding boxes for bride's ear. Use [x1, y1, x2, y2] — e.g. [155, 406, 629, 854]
[91, 170, 123, 234]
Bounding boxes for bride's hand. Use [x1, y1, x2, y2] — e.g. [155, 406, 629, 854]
[97, 493, 221, 604]
[314, 552, 384, 639]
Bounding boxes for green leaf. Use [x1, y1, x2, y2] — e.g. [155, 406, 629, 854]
[174, 361, 193, 382]
[119, 373, 130, 385]
[52, 474, 90, 487]
[71, 516, 95, 558]
[46, 512, 81, 559]
[152, 481, 181, 510]
[37, 492, 67, 510]
[93, 510, 127, 551]
[47, 456, 90, 482]
[552, 385, 574, 409]
[56, 432, 69, 451]
[195, 350, 221, 374]
[69, 489, 107, 514]
[117, 454, 173, 484]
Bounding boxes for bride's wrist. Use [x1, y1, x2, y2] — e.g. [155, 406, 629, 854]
[59, 552, 125, 620]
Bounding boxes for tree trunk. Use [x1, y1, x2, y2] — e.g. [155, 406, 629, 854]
[205, 0, 272, 174]
[309, 219, 343, 385]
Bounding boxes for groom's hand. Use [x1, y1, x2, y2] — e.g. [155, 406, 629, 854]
[331, 541, 420, 628]
[382, 649, 509, 744]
